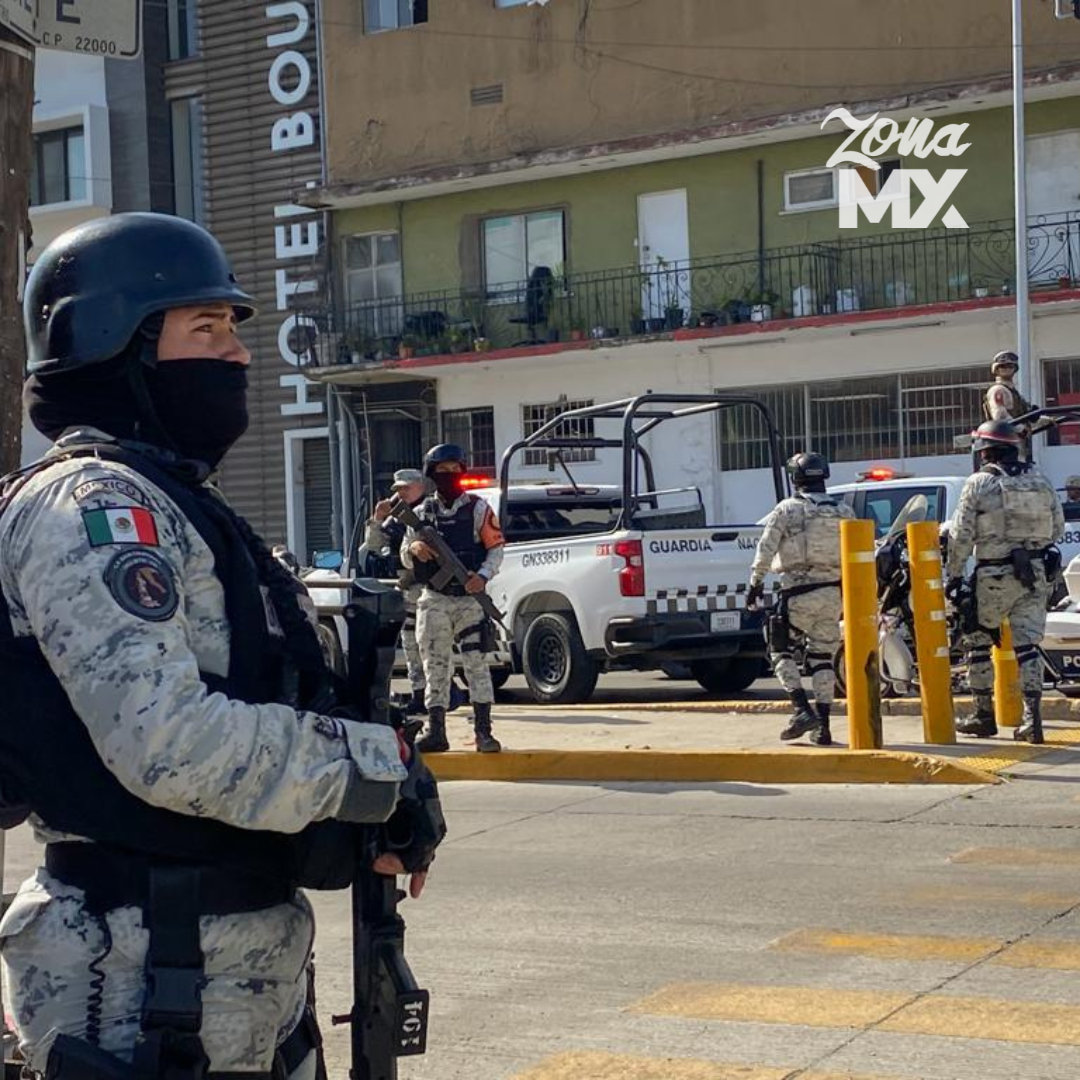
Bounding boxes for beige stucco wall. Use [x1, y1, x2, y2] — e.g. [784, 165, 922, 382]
[321, 0, 1080, 189]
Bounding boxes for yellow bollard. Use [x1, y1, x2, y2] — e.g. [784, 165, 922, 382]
[993, 618, 1022, 729]
[841, 518, 882, 749]
[906, 522, 955, 745]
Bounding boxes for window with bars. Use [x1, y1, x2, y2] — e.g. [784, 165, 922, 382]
[783, 168, 837, 212]
[442, 407, 496, 476]
[719, 365, 986, 471]
[522, 399, 595, 465]
[1044, 357, 1080, 447]
[30, 126, 86, 206]
[811, 375, 900, 463]
[717, 387, 805, 472]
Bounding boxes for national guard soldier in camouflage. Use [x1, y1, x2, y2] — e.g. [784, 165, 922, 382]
[983, 350, 1046, 461]
[747, 452, 855, 746]
[984, 351, 1033, 426]
[367, 468, 430, 712]
[402, 444, 505, 753]
[946, 419, 1064, 743]
[0, 214, 443, 1080]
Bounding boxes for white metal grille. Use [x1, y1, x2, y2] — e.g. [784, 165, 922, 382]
[720, 365, 986, 470]
[522, 400, 596, 465]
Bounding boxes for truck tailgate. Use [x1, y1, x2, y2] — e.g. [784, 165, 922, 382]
[641, 525, 764, 625]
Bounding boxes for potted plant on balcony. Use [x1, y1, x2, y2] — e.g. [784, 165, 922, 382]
[345, 331, 374, 363]
[398, 334, 419, 360]
[446, 327, 469, 354]
[569, 316, 587, 342]
[663, 298, 685, 330]
[745, 287, 780, 323]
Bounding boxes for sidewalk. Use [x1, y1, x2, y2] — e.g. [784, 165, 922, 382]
[424, 699, 1080, 785]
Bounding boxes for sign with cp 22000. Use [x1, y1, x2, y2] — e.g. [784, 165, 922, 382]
[31, 0, 141, 58]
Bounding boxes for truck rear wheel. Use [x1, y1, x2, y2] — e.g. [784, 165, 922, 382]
[690, 655, 762, 694]
[522, 613, 599, 704]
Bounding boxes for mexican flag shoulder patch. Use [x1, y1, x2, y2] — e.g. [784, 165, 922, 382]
[82, 506, 160, 547]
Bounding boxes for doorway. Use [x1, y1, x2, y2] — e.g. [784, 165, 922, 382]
[637, 190, 690, 324]
[1027, 131, 1080, 285]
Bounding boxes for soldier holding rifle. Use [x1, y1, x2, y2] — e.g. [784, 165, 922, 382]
[399, 444, 506, 753]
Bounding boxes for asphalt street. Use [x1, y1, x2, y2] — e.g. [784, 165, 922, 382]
[5, 683, 1080, 1080]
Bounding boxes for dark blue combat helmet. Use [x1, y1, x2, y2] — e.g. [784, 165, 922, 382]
[24, 212, 256, 375]
[423, 443, 468, 476]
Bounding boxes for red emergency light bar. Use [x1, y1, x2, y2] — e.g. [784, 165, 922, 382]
[856, 466, 915, 482]
[458, 475, 493, 489]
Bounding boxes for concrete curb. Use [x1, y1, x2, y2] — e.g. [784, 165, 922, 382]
[426, 748, 998, 785]
[554, 696, 1080, 721]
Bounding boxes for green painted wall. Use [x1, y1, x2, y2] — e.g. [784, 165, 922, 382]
[333, 97, 1080, 297]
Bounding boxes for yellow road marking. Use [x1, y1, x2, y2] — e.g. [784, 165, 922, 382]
[997, 940, 1080, 970]
[951, 846, 1080, 867]
[774, 927, 1080, 971]
[902, 885, 1080, 907]
[632, 983, 1080, 1046]
[773, 928, 998, 964]
[629, 983, 910, 1028]
[880, 994, 1080, 1045]
[509, 1053, 901, 1080]
[509, 1052, 789, 1079]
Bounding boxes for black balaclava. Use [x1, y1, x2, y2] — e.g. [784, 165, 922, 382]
[25, 314, 249, 471]
[432, 472, 464, 503]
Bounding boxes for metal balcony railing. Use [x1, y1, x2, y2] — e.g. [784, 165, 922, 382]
[302, 211, 1080, 367]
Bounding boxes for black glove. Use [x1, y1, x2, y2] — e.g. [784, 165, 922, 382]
[382, 751, 447, 873]
[746, 581, 765, 609]
[945, 577, 964, 604]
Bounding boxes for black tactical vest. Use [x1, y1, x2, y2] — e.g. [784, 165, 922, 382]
[0, 442, 357, 890]
[413, 495, 487, 594]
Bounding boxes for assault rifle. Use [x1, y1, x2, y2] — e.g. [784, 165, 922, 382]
[330, 578, 430, 1079]
[386, 495, 506, 626]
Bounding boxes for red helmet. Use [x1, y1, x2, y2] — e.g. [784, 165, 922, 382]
[971, 419, 1020, 452]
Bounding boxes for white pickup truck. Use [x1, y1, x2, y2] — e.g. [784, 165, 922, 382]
[311, 393, 789, 705]
[465, 394, 787, 703]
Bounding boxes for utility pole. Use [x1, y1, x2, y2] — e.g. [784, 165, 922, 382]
[0, 21, 34, 476]
[1010, 0, 1035, 406]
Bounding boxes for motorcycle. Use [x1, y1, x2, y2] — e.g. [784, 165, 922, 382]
[833, 495, 969, 697]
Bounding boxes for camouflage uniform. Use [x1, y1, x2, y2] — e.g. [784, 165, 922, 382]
[365, 518, 424, 692]
[750, 493, 855, 705]
[0, 438, 406, 1074]
[401, 495, 504, 711]
[984, 378, 1033, 425]
[947, 465, 1064, 695]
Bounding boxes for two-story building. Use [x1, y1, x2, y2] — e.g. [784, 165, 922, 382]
[288, 0, 1080, 558]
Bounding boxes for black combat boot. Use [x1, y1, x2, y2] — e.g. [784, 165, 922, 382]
[956, 692, 997, 738]
[809, 702, 833, 746]
[472, 702, 501, 753]
[403, 688, 427, 716]
[416, 706, 449, 753]
[1015, 693, 1044, 744]
[780, 689, 821, 742]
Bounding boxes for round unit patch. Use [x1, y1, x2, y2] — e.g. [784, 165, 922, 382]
[103, 550, 178, 622]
